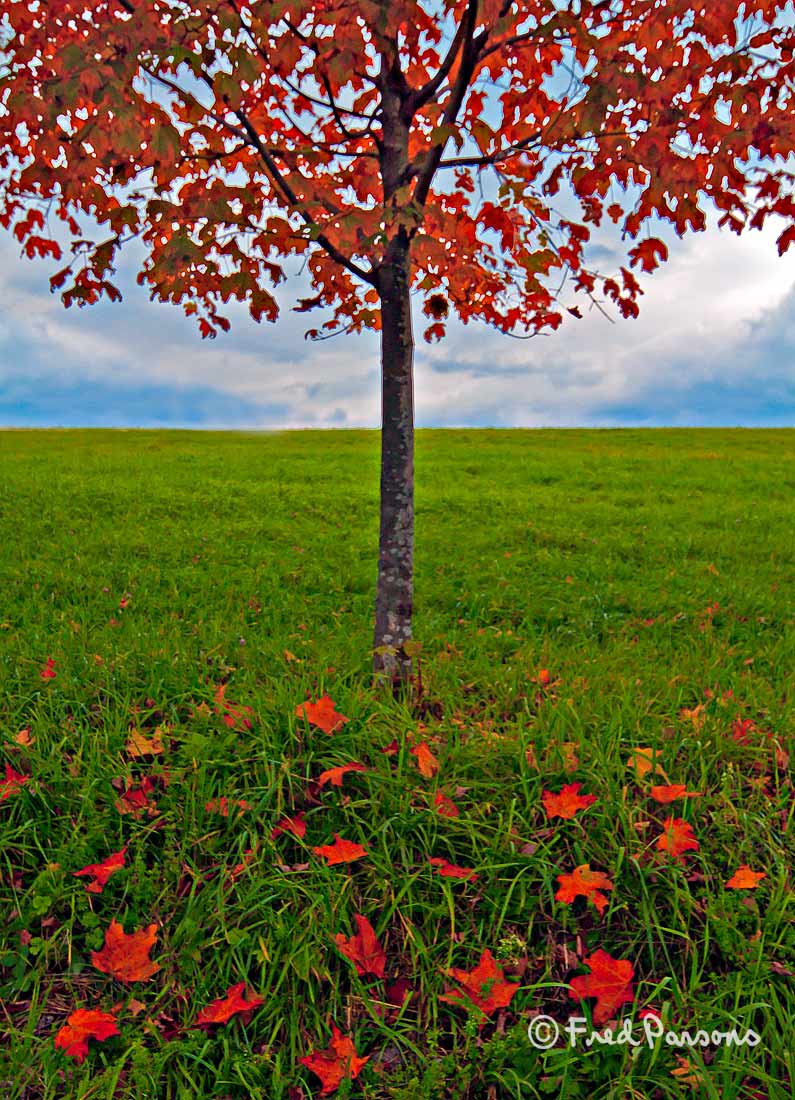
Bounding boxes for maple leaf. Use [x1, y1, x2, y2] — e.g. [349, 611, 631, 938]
[428, 857, 477, 881]
[649, 784, 700, 804]
[569, 949, 635, 1025]
[313, 834, 368, 866]
[317, 762, 367, 788]
[40, 657, 56, 680]
[125, 728, 164, 757]
[205, 797, 251, 817]
[1, 763, 30, 801]
[656, 817, 699, 862]
[626, 747, 669, 781]
[91, 920, 160, 983]
[628, 237, 668, 273]
[193, 982, 264, 1029]
[555, 864, 614, 915]
[299, 1026, 370, 1096]
[542, 783, 596, 820]
[334, 915, 387, 978]
[14, 727, 33, 746]
[725, 865, 766, 889]
[74, 847, 128, 895]
[213, 684, 254, 731]
[440, 949, 518, 1019]
[410, 741, 439, 777]
[295, 695, 349, 734]
[114, 777, 159, 817]
[271, 812, 307, 839]
[434, 791, 460, 817]
[54, 1008, 119, 1062]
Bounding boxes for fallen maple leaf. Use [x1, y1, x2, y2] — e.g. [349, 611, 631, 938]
[1, 763, 30, 801]
[317, 762, 367, 789]
[54, 1008, 119, 1062]
[313, 834, 368, 866]
[295, 694, 348, 734]
[74, 847, 127, 895]
[299, 1026, 369, 1096]
[428, 857, 477, 881]
[725, 865, 766, 889]
[205, 797, 251, 817]
[334, 915, 386, 978]
[91, 920, 160, 982]
[14, 727, 33, 746]
[649, 784, 700, 804]
[381, 738, 399, 756]
[125, 728, 164, 757]
[434, 791, 460, 817]
[271, 812, 307, 839]
[542, 782, 596, 820]
[213, 683, 254, 731]
[410, 741, 439, 778]
[193, 982, 264, 1029]
[40, 657, 57, 680]
[440, 949, 518, 1018]
[555, 864, 614, 915]
[656, 817, 699, 862]
[569, 949, 635, 1025]
[626, 747, 669, 781]
[114, 777, 159, 817]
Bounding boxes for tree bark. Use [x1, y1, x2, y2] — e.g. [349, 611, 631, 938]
[373, 234, 414, 685]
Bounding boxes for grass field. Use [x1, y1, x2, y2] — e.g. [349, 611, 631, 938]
[1, 427, 794, 1099]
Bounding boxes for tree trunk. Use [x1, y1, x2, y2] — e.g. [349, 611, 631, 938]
[373, 235, 414, 686]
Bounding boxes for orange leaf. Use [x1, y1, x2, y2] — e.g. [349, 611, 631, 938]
[271, 812, 307, 839]
[312, 834, 367, 866]
[555, 864, 613, 915]
[125, 728, 164, 757]
[205, 797, 251, 816]
[91, 919, 160, 983]
[440, 949, 518, 1019]
[542, 783, 596, 820]
[295, 694, 349, 734]
[317, 762, 367, 789]
[656, 817, 699, 862]
[428, 857, 477, 881]
[193, 982, 264, 1029]
[299, 1025, 370, 1095]
[14, 727, 33, 746]
[73, 847, 127, 895]
[569, 949, 635, 1025]
[334, 915, 386, 978]
[54, 1008, 119, 1062]
[649, 784, 700, 804]
[626, 747, 669, 781]
[410, 741, 439, 778]
[725, 865, 766, 890]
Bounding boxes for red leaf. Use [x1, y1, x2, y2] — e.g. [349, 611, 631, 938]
[434, 791, 460, 817]
[428, 857, 478, 881]
[73, 846, 128, 895]
[725, 865, 766, 890]
[656, 817, 699, 862]
[628, 238, 668, 273]
[334, 915, 386, 978]
[213, 684, 253, 731]
[40, 657, 57, 680]
[555, 864, 613, 915]
[299, 1025, 370, 1095]
[193, 982, 264, 1029]
[542, 783, 596, 820]
[54, 1008, 119, 1063]
[1, 764, 30, 801]
[317, 762, 367, 789]
[569, 949, 635, 1025]
[205, 797, 251, 817]
[649, 784, 700, 804]
[440, 949, 518, 1019]
[312, 834, 368, 866]
[271, 812, 307, 839]
[91, 920, 160, 983]
[295, 695, 349, 734]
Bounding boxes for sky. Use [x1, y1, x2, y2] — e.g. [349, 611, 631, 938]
[2, 207, 795, 429]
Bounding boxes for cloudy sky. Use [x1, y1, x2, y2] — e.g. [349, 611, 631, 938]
[2, 207, 795, 429]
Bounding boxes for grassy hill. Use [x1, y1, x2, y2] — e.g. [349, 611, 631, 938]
[2, 428, 794, 1098]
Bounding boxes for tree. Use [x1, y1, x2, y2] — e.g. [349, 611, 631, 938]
[2, 1, 795, 684]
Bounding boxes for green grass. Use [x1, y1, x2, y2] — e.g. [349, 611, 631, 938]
[1, 427, 794, 1099]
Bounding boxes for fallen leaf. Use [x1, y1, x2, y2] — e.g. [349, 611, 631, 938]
[410, 741, 439, 778]
[299, 1025, 369, 1095]
[295, 695, 348, 734]
[1, 764, 30, 801]
[428, 857, 477, 881]
[649, 784, 700, 804]
[725, 865, 766, 890]
[271, 813, 307, 839]
[114, 777, 159, 817]
[334, 915, 386, 978]
[125, 728, 164, 757]
[313, 834, 368, 866]
[542, 783, 596, 820]
[433, 791, 460, 817]
[14, 727, 33, 746]
[73, 847, 128, 894]
[214, 683, 254, 731]
[317, 763, 367, 789]
[91, 920, 160, 982]
[54, 1008, 118, 1062]
[40, 657, 57, 681]
[556, 864, 614, 915]
[205, 797, 251, 817]
[656, 817, 699, 862]
[193, 982, 264, 1029]
[569, 949, 635, 1025]
[440, 949, 518, 1018]
[627, 747, 669, 781]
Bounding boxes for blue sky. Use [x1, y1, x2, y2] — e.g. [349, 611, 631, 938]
[2, 208, 795, 429]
